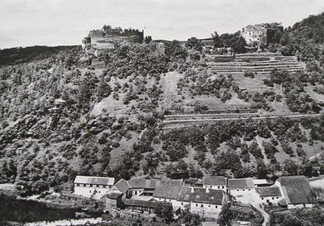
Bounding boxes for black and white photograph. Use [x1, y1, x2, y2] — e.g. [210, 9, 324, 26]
[0, 0, 324, 225]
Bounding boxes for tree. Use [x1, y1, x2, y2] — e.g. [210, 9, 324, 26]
[185, 37, 202, 52]
[212, 31, 222, 48]
[217, 204, 233, 226]
[231, 36, 246, 53]
[97, 76, 112, 101]
[154, 202, 174, 223]
[178, 205, 201, 226]
[283, 159, 298, 176]
[165, 40, 188, 60]
[256, 159, 268, 179]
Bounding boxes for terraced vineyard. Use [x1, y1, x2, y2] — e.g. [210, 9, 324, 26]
[206, 53, 304, 75]
[162, 112, 320, 130]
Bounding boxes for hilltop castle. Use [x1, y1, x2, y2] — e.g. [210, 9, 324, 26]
[82, 25, 144, 50]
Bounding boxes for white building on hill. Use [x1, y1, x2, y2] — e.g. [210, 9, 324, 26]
[241, 24, 267, 46]
[74, 176, 115, 199]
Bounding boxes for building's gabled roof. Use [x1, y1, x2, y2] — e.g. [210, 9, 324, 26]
[128, 178, 157, 189]
[256, 186, 282, 197]
[122, 196, 162, 209]
[105, 190, 123, 199]
[114, 179, 130, 193]
[153, 179, 183, 200]
[177, 187, 224, 205]
[228, 178, 254, 189]
[243, 24, 267, 32]
[203, 176, 227, 186]
[277, 176, 315, 204]
[74, 176, 115, 186]
[253, 179, 273, 186]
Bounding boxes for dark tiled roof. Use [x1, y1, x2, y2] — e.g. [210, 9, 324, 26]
[105, 190, 122, 199]
[177, 187, 224, 205]
[153, 179, 183, 199]
[114, 179, 130, 193]
[128, 178, 157, 189]
[204, 176, 227, 186]
[278, 176, 314, 204]
[122, 198, 161, 209]
[74, 176, 115, 186]
[256, 186, 282, 197]
[228, 178, 254, 189]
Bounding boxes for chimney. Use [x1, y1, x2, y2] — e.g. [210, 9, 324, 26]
[191, 187, 194, 193]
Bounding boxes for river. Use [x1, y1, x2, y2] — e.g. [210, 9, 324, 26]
[0, 196, 78, 224]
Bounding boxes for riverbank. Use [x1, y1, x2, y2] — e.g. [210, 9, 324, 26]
[0, 183, 104, 212]
[0, 183, 20, 198]
[24, 217, 103, 226]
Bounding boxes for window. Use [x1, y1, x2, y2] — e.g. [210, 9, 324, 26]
[215, 205, 218, 208]
[261, 198, 264, 200]
[90, 185, 93, 187]
[196, 204, 198, 207]
[222, 186, 224, 189]
[99, 191, 100, 193]
[103, 185, 106, 188]
[201, 204, 203, 207]
[272, 197, 274, 200]
[218, 186, 220, 189]
[109, 186, 111, 188]
[243, 189, 245, 191]
[237, 189, 239, 191]
[83, 184, 86, 187]
[209, 205, 211, 207]
[181, 203, 183, 205]
[90, 190, 91, 193]
[210, 186, 212, 188]
[248, 189, 251, 191]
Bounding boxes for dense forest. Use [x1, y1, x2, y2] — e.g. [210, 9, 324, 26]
[0, 13, 323, 196]
[0, 46, 80, 67]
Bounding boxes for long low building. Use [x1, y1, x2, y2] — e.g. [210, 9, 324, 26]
[275, 176, 316, 209]
[177, 186, 226, 215]
[74, 176, 115, 199]
[256, 186, 282, 205]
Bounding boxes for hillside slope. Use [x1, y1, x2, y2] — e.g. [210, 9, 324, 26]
[0, 15, 324, 194]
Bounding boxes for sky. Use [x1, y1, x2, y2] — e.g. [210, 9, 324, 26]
[0, 0, 323, 49]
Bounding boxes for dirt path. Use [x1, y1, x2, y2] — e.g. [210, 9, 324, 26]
[250, 202, 270, 226]
[163, 113, 320, 126]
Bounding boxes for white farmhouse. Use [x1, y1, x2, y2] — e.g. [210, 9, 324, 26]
[203, 176, 227, 191]
[153, 179, 184, 211]
[228, 178, 255, 197]
[74, 176, 115, 199]
[275, 176, 315, 209]
[255, 186, 282, 205]
[177, 186, 226, 217]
